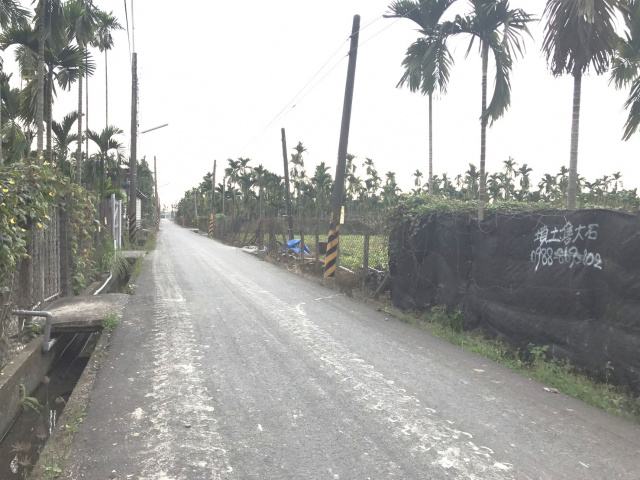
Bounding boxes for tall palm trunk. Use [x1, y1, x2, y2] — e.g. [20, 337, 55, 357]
[36, 2, 45, 160]
[46, 67, 53, 164]
[0, 77, 3, 164]
[428, 92, 433, 197]
[567, 72, 581, 210]
[76, 64, 83, 184]
[104, 50, 108, 127]
[478, 43, 489, 221]
[85, 52, 89, 164]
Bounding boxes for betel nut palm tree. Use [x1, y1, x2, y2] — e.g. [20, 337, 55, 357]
[86, 124, 123, 197]
[444, 1, 533, 219]
[91, 9, 122, 129]
[389, 0, 532, 219]
[66, 0, 97, 186]
[34, 0, 65, 161]
[386, 0, 454, 198]
[542, 0, 623, 210]
[0, 0, 29, 163]
[51, 110, 78, 175]
[611, 0, 640, 141]
[0, 21, 84, 165]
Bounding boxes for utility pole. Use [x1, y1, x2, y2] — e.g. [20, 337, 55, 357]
[128, 52, 138, 243]
[154, 155, 159, 230]
[281, 128, 294, 241]
[222, 177, 226, 215]
[212, 160, 216, 213]
[325, 15, 360, 281]
[210, 160, 216, 238]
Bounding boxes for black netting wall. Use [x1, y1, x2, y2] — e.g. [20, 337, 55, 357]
[389, 209, 640, 392]
[390, 212, 472, 311]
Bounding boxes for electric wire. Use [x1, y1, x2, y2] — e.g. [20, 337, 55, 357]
[239, 38, 351, 152]
[123, 0, 131, 61]
[240, 0, 430, 154]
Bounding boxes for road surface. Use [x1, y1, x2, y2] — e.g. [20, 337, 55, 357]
[64, 220, 640, 479]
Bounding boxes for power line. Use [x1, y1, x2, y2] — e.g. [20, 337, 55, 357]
[239, 38, 351, 151]
[239, 0, 431, 154]
[123, 0, 131, 61]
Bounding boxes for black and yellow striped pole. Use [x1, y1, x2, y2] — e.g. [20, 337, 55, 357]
[209, 213, 214, 238]
[129, 212, 137, 244]
[324, 214, 340, 278]
[324, 15, 359, 284]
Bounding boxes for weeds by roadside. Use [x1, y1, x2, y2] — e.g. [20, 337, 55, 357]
[397, 306, 640, 422]
[102, 313, 119, 332]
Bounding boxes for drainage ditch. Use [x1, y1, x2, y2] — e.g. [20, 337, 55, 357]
[0, 332, 96, 478]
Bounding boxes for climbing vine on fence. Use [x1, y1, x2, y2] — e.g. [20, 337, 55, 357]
[0, 161, 96, 294]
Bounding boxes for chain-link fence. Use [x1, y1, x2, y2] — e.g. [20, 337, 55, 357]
[191, 212, 390, 295]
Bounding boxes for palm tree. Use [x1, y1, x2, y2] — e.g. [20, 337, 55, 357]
[386, 0, 454, 197]
[0, 0, 29, 163]
[611, 0, 640, 141]
[51, 110, 78, 174]
[34, 0, 65, 161]
[66, 0, 97, 185]
[0, 0, 29, 31]
[0, 81, 28, 163]
[502, 156, 517, 200]
[413, 168, 423, 189]
[1, 21, 84, 165]
[311, 162, 333, 217]
[86, 125, 123, 198]
[441, 0, 533, 219]
[252, 164, 267, 219]
[516, 163, 533, 200]
[538, 173, 557, 201]
[464, 163, 480, 200]
[91, 9, 122, 128]
[542, 0, 622, 210]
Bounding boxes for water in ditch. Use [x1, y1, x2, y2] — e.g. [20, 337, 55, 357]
[0, 334, 94, 478]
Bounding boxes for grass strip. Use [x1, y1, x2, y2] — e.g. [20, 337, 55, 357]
[396, 306, 640, 421]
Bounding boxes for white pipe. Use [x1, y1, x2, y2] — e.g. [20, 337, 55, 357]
[94, 270, 113, 295]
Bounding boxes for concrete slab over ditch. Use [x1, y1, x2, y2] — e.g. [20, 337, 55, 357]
[0, 293, 130, 440]
[46, 293, 130, 333]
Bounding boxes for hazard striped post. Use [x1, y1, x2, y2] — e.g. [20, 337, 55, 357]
[324, 15, 359, 283]
[129, 212, 137, 244]
[324, 215, 339, 278]
[209, 213, 214, 238]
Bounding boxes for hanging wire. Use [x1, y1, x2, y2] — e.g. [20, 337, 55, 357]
[239, 0, 431, 153]
[123, 0, 131, 61]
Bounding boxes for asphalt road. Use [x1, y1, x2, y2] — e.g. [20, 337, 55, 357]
[64, 220, 640, 479]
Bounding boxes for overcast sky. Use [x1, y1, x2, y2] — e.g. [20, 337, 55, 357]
[8, 1, 640, 207]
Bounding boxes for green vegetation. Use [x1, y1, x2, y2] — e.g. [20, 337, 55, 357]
[101, 312, 118, 332]
[399, 306, 640, 420]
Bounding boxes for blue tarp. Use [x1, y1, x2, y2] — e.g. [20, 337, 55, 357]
[281, 238, 311, 254]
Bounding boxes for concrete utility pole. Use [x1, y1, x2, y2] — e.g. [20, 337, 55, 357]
[209, 160, 216, 238]
[325, 15, 360, 281]
[222, 177, 226, 215]
[129, 52, 138, 243]
[212, 160, 216, 214]
[154, 156, 160, 230]
[281, 128, 294, 241]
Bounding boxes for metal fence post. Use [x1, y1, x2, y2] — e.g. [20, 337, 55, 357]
[363, 232, 370, 292]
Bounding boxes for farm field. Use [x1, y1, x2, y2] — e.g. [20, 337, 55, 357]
[313, 234, 388, 272]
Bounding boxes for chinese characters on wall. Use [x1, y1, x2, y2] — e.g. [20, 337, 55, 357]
[530, 222, 603, 271]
